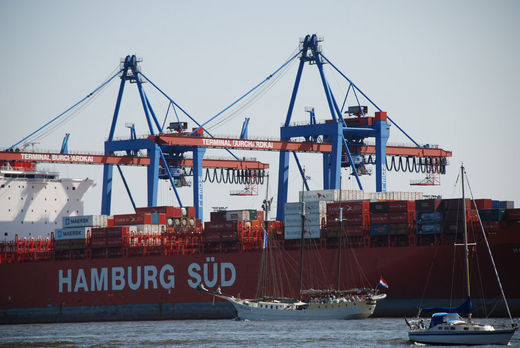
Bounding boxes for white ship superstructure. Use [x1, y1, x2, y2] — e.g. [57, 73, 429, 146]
[0, 161, 94, 240]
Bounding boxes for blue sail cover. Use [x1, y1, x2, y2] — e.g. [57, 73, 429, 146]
[422, 297, 472, 315]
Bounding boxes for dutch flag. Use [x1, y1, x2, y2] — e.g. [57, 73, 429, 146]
[379, 277, 389, 289]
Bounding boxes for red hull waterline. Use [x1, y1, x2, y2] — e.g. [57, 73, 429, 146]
[1, 232, 519, 324]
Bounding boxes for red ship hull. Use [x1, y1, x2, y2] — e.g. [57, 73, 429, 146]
[1, 229, 519, 324]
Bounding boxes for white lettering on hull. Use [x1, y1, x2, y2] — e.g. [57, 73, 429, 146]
[58, 260, 236, 293]
[58, 265, 175, 293]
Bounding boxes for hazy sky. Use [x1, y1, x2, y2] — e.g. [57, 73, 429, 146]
[1, 0, 519, 218]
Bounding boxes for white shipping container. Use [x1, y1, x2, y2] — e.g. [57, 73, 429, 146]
[226, 210, 250, 221]
[284, 225, 321, 240]
[55, 227, 91, 240]
[62, 215, 108, 228]
[340, 190, 365, 201]
[299, 189, 340, 202]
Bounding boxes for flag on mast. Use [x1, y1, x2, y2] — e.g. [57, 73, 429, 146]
[379, 277, 389, 289]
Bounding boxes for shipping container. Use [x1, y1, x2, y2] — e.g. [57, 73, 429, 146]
[443, 221, 465, 235]
[113, 213, 152, 226]
[388, 212, 415, 224]
[326, 201, 369, 215]
[54, 239, 87, 250]
[135, 206, 182, 217]
[210, 211, 227, 222]
[388, 223, 410, 235]
[387, 200, 415, 212]
[370, 213, 388, 224]
[370, 202, 389, 214]
[416, 223, 441, 235]
[284, 225, 321, 240]
[300, 189, 340, 202]
[478, 209, 506, 221]
[226, 210, 250, 222]
[55, 227, 91, 241]
[284, 213, 322, 226]
[370, 224, 389, 236]
[62, 215, 107, 228]
[506, 209, 520, 221]
[416, 211, 443, 223]
[474, 199, 493, 210]
[441, 198, 472, 211]
[415, 199, 441, 211]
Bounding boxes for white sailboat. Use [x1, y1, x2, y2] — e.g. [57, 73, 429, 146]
[198, 173, 386, 320]
[406, 164, 518, 345]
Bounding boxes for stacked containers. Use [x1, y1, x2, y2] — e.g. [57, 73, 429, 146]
[441, 199, 474, 235]
[284, 201, 325, 240]
[387, 201, 416, 235]
[110, 211, 167, 247]
[369, 202, 389, 236]
[326, 201, 369, 237]
[203, 209, 265, 243]
[415, 199, 442, 235]
[56, 215, 108, 250]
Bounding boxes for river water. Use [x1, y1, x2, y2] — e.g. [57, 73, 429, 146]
[0, 318, 518, 347]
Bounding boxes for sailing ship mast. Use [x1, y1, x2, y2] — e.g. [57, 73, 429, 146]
[298, 169, 306, 300]
[461, 164, 472, 323]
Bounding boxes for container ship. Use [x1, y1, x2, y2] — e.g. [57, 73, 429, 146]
[1, 36, 519, 324]
[1, 159, 519, 324]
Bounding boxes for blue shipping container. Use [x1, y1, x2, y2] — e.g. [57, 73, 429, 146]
[416, 223, 442, 234]
[417, 211, 442, 223]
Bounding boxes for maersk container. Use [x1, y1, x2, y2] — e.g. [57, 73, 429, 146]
[55, 227, 91, 240]
[62, 215, 107, 228]
[284, 225, 321, 240]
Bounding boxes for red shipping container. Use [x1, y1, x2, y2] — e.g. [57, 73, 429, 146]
[327, 213, 369, 227]
[221, 231, 240, 241]
[387, 200, 415, 212]
[205, 221, 240, 232]
[210, 211, 227, 222]
[204, 232, 221, 242]
[107, 218, 114, 227]
[106, 238, 123, 247]
[388, 212, 415, 224]
[327, 201, 369, 216]
[257, 210, 265, 222]
[91, 228, 107, 239]
[345, 224, 364, 236]
[370, 213, 388, 224]
[506, 209, 520, 221]
[136, 206, 182, 217]
[90, 238, 106, 248]
[474, 199, 493, 210]
[113, 213, 152, 226]
[104, 226, 130, 238]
